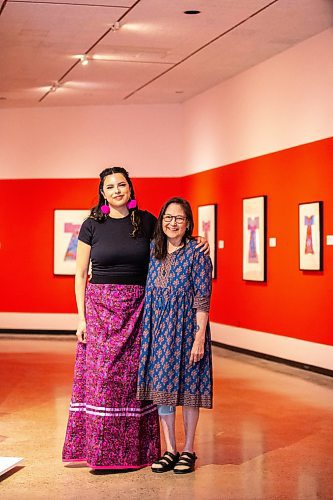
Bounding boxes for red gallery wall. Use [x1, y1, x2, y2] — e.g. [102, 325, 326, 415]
[0, 177, 183, 314]
[185, 137, 333, 347]
[1, 138, 332, 347]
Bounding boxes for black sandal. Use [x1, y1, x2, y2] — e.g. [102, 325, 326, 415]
[173, 451, 197, 474]
[151, 451, 180, 473]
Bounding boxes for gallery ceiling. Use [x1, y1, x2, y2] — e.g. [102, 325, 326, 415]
[0, 0, 332, 108]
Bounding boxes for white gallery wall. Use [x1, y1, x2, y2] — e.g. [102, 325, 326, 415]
[0, 29, 331, 180]
[0, 104, 183, 179]
[183, 28, 333, 174]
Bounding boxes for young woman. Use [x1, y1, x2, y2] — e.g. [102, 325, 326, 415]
[137, 197, 213, 474]
[62, 169, 208, 470]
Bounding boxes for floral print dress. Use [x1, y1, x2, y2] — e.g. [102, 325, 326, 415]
[137, 239, 213, 409]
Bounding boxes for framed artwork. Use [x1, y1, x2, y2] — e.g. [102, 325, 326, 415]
[54, 210, 90, 275]
[299, 201, 323, 271]
[198, 204, 217, 278]
[243, 196, 267, 281]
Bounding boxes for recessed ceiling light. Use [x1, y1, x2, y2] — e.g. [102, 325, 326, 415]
[184, 10, 201, 15]
[111, 21, 120, 31]
[50, 81, 60, 92]
[80, 55, 89, 66]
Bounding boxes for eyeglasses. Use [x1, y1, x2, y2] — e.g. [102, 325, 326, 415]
[163, 215, 187, 224]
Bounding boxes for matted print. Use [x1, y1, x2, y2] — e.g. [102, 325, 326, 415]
[54, 210, 90, 275]
[198, 204, 217, 278]
[299, 201, 323, 271]
[243, 196, 267, 281]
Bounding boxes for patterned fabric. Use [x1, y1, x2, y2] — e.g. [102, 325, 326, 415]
[62, 283, 161, 469]
[193, 295, 210, 312]
[137, 239, 213, 409]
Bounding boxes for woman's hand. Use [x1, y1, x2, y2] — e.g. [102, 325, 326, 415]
[189, 336, 205, 366]
[76, 319, 87, 343]
[195, 236, 210, 255]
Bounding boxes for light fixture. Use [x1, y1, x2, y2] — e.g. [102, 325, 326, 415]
[184, 10, 201, 15]
[111, 21, 120, 31]
[50, 81, 60, 92]
[80, 54, 89, 66]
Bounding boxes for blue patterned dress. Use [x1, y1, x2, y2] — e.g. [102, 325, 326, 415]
[137, 239, 213, 408]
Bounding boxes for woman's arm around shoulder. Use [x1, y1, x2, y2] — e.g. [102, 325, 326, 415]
[141, 210, 157, 240]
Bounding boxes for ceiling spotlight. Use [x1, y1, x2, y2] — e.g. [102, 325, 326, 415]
[80, 55, 89, 66]
[111, 21, 120, 31]
[50, 81, 60, 92]
[184, 10, 201, 15]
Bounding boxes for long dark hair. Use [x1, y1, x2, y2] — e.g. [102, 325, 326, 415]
[153, 197, 194, 260]
[90, 166, 142, 238]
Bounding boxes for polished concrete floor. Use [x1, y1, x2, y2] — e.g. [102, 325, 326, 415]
[0, 335, 332, 500]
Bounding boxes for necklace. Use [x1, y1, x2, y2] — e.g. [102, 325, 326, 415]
[167, 242, 183, 254]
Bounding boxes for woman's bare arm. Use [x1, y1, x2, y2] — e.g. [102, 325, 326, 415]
[189, 310, 209, 366]
[75, 240, 91, 343]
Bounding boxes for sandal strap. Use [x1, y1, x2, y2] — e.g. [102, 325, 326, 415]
[153, 451, 178, 465]
[176, 452, 197, 465]
[180, 452, 197, 460]
[163, 451, 178, 460]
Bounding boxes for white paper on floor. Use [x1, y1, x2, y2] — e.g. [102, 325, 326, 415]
[0, 457, 23, 476]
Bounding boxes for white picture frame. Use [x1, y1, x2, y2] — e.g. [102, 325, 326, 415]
[198, 204, 217, 278]
[299, 201, 323, 271]
[54, 210, 90, 275]
[243, 196, 267, 282]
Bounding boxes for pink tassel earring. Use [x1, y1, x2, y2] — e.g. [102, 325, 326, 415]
[101, 198, 110, 215]
[127, 199, 137, 210]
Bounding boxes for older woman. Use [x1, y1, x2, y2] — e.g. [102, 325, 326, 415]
[137, 197, 213, 474]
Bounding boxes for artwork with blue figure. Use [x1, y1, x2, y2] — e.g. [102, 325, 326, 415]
[247, 216, 259, 263]
[304, 215, 315, 254]
[201, 220, 211, 241]
[64, 222, 81, 261]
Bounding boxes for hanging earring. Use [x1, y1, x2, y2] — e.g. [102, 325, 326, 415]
[101, 198, 110, 215]
[127, 199, 137, 210]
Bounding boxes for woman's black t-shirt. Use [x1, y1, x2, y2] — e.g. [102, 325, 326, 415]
[78, 210, 157, 286]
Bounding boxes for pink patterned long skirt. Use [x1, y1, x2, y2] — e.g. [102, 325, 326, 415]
[62, 283, 161, 469]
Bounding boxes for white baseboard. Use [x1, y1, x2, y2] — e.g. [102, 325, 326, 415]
[0, 312, 77, 330]
[210, 322, 333, 371]
[0, 313, 332, 371]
